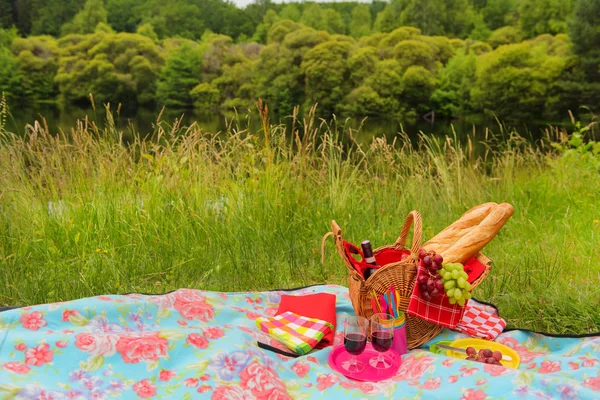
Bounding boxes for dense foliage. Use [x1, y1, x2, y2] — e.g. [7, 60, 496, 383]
[0, 0, 598, 120]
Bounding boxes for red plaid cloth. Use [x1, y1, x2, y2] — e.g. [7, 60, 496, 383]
[407, 263, 466, 329]
[454, 300, 506, 340]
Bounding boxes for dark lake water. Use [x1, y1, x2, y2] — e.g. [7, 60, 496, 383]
[4, 103, 575, 147]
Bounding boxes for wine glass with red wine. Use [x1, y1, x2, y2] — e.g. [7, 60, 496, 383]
[369, 313, 395, 369]
[343, 316, 369, 373]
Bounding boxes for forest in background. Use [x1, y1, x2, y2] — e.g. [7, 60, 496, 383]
[0, 0, 598, 120]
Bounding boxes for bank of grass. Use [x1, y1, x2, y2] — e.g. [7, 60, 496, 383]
[0, 104, 599, 335]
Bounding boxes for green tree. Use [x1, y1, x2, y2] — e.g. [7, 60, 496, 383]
[431, 48, 477, 116]
[156, 44, 203, 108]
[140, 0, 205, 40]
[56, 32, 163, 106]
[349, 4, 372, 38]
[136, 23, 158, 42]
[519, 0, 575, 38]
[469, 12, 491, 41]
[61, 0, 108, 35]
[12, 36, 59, 101]
[399, 0, 473, 37]
[373, 4, 401, 33]
[481, 0, 517, 30]
[471, 37, 570, 119]
[253, 9, 279, 44]
[324, 9, 345, 34]
[301, 4, 327, 31]
[488, 26, 522, 48]
[280, 4, 301, 22]
[106, 0, 144, 32]
[402, 65, 436, 112]
[0, 28, 21, 100]
[0, 0, 16, 28]
[569, 0, 600, 83]
[32, 0, 85, 36]
[301, 40, 352, 114]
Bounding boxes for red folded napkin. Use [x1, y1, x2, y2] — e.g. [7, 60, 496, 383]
[407, 263, 466, 329]
[275, 293, 337, 349]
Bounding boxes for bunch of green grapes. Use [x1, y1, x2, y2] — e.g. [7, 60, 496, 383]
[440, 263, 472, 306]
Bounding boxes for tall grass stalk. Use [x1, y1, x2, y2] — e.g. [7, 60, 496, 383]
[0, 107, 599, 334]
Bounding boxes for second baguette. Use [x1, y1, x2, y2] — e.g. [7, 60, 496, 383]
[441, 203, 514, 264]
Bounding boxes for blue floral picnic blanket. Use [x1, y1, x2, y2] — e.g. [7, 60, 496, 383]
[1, 284, 599, 399]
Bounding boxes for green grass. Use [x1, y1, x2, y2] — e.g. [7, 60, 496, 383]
[0, 103, 599, 335]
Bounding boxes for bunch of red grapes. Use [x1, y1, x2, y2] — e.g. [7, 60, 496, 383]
[416, 248, 444, 301]
[465, 347, 503, 365]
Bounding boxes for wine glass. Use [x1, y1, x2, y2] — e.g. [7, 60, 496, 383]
[369, 313, 395, 369]
[343, 316, 369, 373]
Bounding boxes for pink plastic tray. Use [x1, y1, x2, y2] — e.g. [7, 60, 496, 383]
[328, 343, 402, 382]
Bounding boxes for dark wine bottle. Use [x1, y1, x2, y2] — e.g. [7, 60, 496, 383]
[361, 240, 378, 280]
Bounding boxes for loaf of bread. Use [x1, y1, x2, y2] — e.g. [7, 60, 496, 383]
[441, 203, 514, 264]
[423, 202, 499, 254]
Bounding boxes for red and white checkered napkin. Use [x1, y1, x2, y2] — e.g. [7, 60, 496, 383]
[407, 264, 466, 329]
[454, 300, 506, 340]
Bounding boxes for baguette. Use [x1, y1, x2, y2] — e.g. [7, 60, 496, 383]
[423, 202, 499, 254]
[441, 203, 514, 264]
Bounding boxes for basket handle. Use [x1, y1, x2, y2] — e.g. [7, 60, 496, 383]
[393, 210, 423, 256]
[326, 220, 365, 279]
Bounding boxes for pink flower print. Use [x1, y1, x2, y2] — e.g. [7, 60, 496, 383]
[292, 361, 310, 378]
[306, 356, 319, 364]
[395, 354, 434, 380]
[240, 361, 292, 399]
[212, 385, 247, 400]
[20, 311, 47, 331]
[448, 375, 458, 383]
[265, 307, 278, 316]
[527, 363, 537, 370]
[316, 374, 338, 390]
[582, 358, 599, 367]
[200, 374, 210, 381]
[3, 362, 31, 374]
[56, 341, 68, 348]
[159, 369, 176, 381]
[569, 362, 580, 370]
[218, 293, 228, 300]
[185, 378, 199, 387]
[421, 377, 441, 390]
[75, 333, 119, 357]
[583, 376, 600, 391]
[333, 330, 344, 346]
[442, 358, 456, 367]
[498, 337, 545, 363]
[177, 320, 188, 326]
[170, 290, 214, 321]
[538, 360, 561, 373]
[62, 309, 79, 322]
[339, 381, 380, 395]
[15, 343, 26, 351]
[133, 379, 156, 398]
[187, 333, 209, 349]
[476, 379, 487, 385]
[255, 298, 262, 304]
[460, 365, 479, 377]
[115, 333, 169, 364]
[24, 344, 53, 366]
[245, 297, 255, 305]
[245, 311, 261, 320]
[461, 388, 487, 400]
[484, 363, 511, 377]
[203, 327, 225, 339]
[197, 385, 212, 393]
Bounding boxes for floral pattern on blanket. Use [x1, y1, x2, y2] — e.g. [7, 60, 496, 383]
[1, 284, 600, 399]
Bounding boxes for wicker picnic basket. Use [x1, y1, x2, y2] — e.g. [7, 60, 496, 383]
[327, 210, 492, 349]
